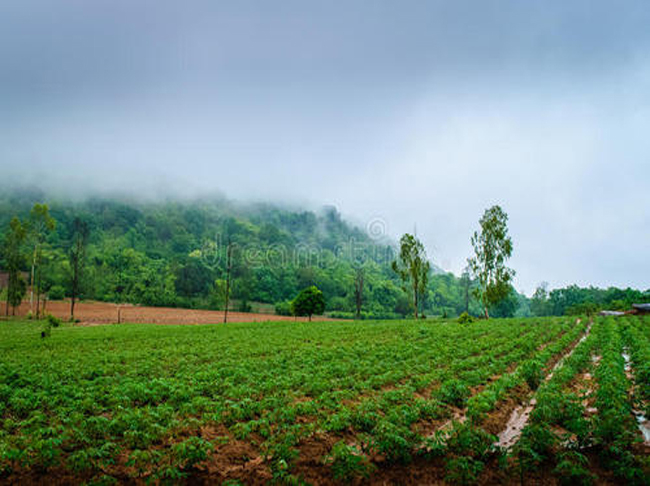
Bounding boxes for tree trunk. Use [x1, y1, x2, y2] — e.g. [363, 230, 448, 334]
[5, 280, 9, 316]
[484, 306, 489, 319]
[70, 295, 76, 321]
[30, 246, 36, 315]
[223, 240, 232, 324]
[35, 264, 41, 319]
[413, 280, 419, 319]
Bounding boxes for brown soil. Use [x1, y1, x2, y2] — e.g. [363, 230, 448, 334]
[1, 300, 338, 325]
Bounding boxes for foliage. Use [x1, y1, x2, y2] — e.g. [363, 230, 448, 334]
[326, 441, 375, 481]
[2, 217, 27, 314]
[274, 301, 293, 316]
[457, 312, 474, 324]
[291, 286, 325, 321]
[467, 205, 515, 319]
[46, 314, 62, 328]
[391, 233, 430, 319]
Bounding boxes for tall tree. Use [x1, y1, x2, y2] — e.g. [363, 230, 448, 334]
[467, 205, 515, 319]
[391, 233, 430, 319]
[353, 267, 364, 319]
[28, 203, 56, 318]
[459, 267, 471, 314]
[530, 282, 550, 317]
[69, 217, 90, 320]
[3, 217, 27, 316]
[223, 238, 233, 323]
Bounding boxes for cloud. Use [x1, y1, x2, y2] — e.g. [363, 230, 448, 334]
[1, 1, 649, 293]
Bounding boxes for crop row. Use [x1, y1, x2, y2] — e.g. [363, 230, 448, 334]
[508, 317, 649, 485]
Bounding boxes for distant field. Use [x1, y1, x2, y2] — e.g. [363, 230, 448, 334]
[0, 316, 648, 484]
[0, 300, 330, 325]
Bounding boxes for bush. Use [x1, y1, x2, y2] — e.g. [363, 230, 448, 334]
[48, 285, 66, 301]
[457, 312, 474, 324]
[274, 301, 293, 316]
[326, 441, 375, 481]
[237, 300, 252, 313]
[47, 314, 62, 328]
[440, 379, 470, 407]
[520, 359, 543, 390]
[553, 451, 595, 486]
[445, 456, 485, 485]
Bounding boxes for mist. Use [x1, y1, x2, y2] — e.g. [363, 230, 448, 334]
[1, 0, 649, 294]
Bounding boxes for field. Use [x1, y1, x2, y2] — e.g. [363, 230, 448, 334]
[0, 316, 648, 485]
[0, 301, 327, 325]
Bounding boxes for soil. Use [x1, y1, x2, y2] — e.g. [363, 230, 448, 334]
[1, 300, 338, 325]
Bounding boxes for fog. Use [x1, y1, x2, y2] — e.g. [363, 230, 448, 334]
[1, 1, 649, 294]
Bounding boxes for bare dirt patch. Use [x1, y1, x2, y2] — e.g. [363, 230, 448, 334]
[2, 300, 337, 325]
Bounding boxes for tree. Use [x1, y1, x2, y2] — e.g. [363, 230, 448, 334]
[530, 282, 550, 317]
[353, 267, 364, 319]
[459, 267, 472, 314]
[467, 205, 515, 319]
[68, 217, 89, 320]
[223, 238, 233, 323]
[391, 233, 430, 319]
[3, 217, 27, 316]
[27, 203, 56, 318]
[291, 286, 325, 321]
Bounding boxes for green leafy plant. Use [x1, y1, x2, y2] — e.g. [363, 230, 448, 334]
[326, 441, 375, 482]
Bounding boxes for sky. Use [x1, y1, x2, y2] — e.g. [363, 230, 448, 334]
[1, 1, 649, 294]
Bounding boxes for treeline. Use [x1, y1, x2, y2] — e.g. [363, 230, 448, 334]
[0, 189, 646, 319]
[0, 189, 486, 319]
[530, 283, 649, 316]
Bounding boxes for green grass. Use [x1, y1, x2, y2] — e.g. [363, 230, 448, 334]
[0, 316, 592, 482]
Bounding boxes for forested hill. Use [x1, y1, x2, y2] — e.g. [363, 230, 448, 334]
[1, 188, 646, 319]
[0, 188, 423, 318]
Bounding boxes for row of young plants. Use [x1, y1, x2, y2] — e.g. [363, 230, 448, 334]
[591, 317, 646, 483]
[466, 318, 588, 423]
[622, 316, 650, 418]
[510, 317, 648, 485]
[0, 317, 571, 483]
[509, 318, 597, 484]
[321, 319, 576, 483]
[418, 318, 590, 485]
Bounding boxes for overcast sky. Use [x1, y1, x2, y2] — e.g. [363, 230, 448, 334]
[1, 1, 649, 294]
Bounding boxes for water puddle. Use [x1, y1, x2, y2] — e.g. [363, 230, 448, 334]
[496, 399, 536, 448]
[622, 349, 650, 445]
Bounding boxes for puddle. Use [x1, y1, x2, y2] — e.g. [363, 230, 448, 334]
[496, 399, 536, 448]
[634, 413, 650, 444]
[622, 349, 650, 445]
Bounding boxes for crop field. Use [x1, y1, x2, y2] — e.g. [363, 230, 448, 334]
[0, 316, 648, 485]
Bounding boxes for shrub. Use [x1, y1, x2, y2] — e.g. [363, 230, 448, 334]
[457, 312, 474, 324]
[445, 456, 485, 485]
[274, 301, 293, 316]
[48, 285, 66, 301]
[520, 359, 543, 390]
[172, 437, 213, 469]
[440, 379, 470, 408]
[47, 314, 62, 328]
[326, 441, 375, 482]
[553, 451, 595, 486]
